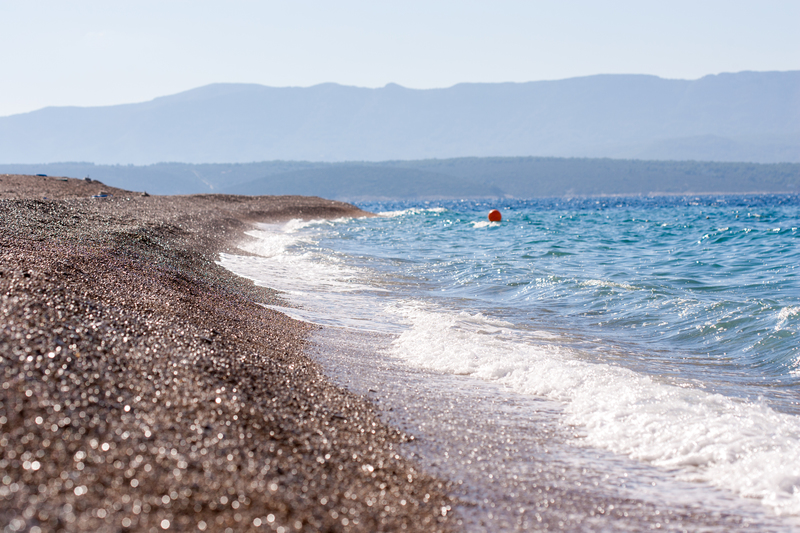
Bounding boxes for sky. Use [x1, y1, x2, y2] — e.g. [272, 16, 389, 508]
[1, 0, 799, 117]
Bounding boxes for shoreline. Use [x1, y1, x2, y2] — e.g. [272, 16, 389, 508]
[0, 175, 455, 531]
[310, 328, 792, 532]
[242, 203, 798, 532]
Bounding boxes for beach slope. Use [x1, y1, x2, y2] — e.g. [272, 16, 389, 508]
[0, 175, 453, 532]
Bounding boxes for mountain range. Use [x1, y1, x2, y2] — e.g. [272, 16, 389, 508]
[3, 158, 798, 199]
[1, 71, 798, 165]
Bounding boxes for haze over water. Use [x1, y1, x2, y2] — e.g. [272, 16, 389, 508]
[221, 193, 800, 526]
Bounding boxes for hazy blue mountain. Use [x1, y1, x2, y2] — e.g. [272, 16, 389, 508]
[1, 71, 798, 165]
[0, 161, 330, 195]
[223, 166, 503, 200]
[4, 157, 797, 199]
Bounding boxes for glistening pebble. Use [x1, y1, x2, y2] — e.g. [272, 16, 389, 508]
[0, 175, 455, 532]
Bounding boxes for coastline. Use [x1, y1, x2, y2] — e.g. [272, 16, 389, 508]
[0, 175, 454, 531]
[239, 199, 799, 532]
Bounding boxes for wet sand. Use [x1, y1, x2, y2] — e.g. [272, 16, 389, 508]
[0, 175, 455, 532]
[311, 328, 794, 532]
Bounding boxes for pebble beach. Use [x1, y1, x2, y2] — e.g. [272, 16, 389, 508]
[0, 175, 455, 532]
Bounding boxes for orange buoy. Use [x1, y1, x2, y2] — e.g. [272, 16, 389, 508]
[488, 209, 502, 222]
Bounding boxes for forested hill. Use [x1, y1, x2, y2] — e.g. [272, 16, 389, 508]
[1, 71, 798, 165]
[3, 157, 798, 199]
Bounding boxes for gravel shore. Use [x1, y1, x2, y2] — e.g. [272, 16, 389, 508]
[0, 175, 455, 532]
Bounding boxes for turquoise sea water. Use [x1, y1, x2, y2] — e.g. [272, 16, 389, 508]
[220, 194, 800, 518]
[351, 195, 800, 410]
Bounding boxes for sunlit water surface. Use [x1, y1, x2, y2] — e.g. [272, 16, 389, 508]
[220, 194, 800, 523]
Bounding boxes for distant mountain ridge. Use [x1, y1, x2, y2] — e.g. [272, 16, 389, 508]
[3, 157, 798, 199]
[1, 71, 798, 165]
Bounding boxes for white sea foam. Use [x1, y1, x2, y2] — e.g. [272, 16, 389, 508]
[235, 220, 313, 257]
[219, 220, 396, 332]
[225, 221, 364, 293]
[580, 279, 637, 291]
[385, 302, 800, 516]
[470, 220, 499, 229]
[776, 306, 800, 331]
[378, 207, 448, 217]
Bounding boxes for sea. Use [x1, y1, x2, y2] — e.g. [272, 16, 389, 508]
[220, 194, 800, 530]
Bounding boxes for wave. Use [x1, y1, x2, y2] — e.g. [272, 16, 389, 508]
[378, 207, 448, 218]
[386, 302, 800, 516]
[580, 279, 637, 291]
[219, 211, 800, 518]
[776, 307, 800, 332]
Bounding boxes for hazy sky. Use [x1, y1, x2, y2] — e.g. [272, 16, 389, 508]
[1, 0, 798, 117]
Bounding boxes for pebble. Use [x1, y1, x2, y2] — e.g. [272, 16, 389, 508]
[0, 175, 455, 532]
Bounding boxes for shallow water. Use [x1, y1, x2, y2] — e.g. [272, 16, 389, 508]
[310, 327, 790, 531]
[219, 194, 800, 526]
